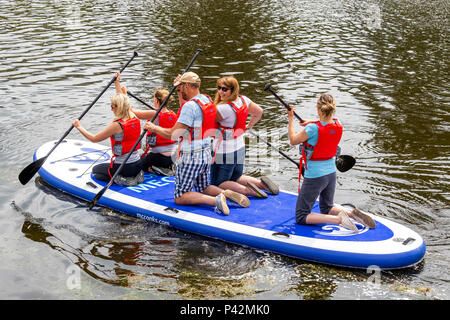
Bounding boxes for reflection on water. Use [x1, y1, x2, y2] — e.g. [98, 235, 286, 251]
[1, 0, 449, 299]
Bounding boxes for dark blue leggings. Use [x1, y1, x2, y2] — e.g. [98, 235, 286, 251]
[92, 160, 143, 182]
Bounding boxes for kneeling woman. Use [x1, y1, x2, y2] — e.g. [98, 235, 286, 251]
[287, 94, 375, 231]
[211, 76, 279, 198]
[72, 73, 143, 182]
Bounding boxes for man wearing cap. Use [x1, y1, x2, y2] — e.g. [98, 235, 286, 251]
[144, 72, 250, 215]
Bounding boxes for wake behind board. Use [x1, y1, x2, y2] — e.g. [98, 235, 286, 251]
[34, 139, 426, 269]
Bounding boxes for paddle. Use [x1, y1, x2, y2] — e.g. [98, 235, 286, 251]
[264, 83, 304, 123]
[89, 49, 203, 209]
[263, 83, 356, 173]
[127, 90, 156, 111]
[18, 51, 139, 185]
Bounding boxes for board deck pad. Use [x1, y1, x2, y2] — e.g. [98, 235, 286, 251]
[34, 139, 426, 269]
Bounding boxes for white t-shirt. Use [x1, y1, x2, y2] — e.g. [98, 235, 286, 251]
[215, 95, 252, 155]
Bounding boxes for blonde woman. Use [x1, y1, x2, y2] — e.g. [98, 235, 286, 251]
[287, 94, 375, 231]
[211, 76, 279, 198]
[72, 72, 143, 182]
[131, 88, 178, 175]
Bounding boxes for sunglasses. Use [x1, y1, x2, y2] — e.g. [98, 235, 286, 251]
[217, 85, 232, 92]
[177, 83, 185, 92]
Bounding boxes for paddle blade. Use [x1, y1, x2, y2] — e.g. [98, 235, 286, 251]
[264, 83, 271, 91]
[89, 183, 110, 209]
[18, 156, 47, 185]
[336, 155, 356, 173]
[89, 191, 103, 209]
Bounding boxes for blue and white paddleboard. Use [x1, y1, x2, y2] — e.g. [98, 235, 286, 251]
[34, 139, 426, 269]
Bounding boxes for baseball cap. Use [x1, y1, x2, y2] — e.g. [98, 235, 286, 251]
[174, 72, 201, 86]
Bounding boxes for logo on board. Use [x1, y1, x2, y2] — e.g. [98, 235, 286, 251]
[54, 147, 110, 163]
[313, 223, 369, 236]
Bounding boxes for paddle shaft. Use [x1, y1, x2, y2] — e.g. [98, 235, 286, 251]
[90, 49, 202, 209]
[18, 51, 138, 185]
[127, 90, 156, 111]
[248, 130, 299, 168]
[264, 85, 304, 123]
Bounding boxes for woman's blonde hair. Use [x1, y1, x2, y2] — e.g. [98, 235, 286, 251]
[153, 88, 172, 108]
[214, 76, 240, 105]
[317, 93, 336, 119]
[111, 93, 134, 120]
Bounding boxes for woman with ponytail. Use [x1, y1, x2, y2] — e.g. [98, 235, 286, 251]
[72, 72, 143, 183]
[287, 94, 375, 231]
[131, 88, 178, 175]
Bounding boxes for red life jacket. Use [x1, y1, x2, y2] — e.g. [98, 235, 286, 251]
[145, 110, 177, 150]
[298, 119, 343, 189]
[218, 95, 249, 140]
[110, 117, 141, 156]
[176, 94, 217, 142]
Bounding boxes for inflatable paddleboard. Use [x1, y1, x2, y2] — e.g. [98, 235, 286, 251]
[33, 139, 426, 269]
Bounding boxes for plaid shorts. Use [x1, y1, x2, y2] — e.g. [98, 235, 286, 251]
[174, 149, 212, 199]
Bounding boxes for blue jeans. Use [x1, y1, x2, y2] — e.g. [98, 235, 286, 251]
[210, 148, 245, 186]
